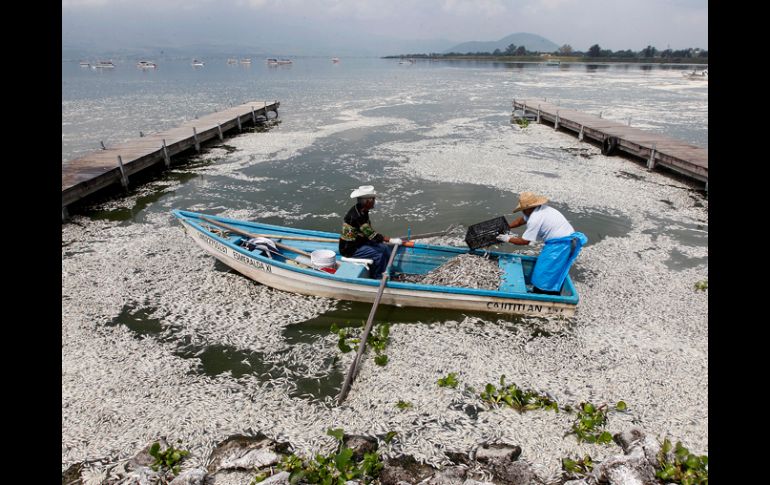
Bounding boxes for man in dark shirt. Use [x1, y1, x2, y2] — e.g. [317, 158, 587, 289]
[339, 185, 402, 278]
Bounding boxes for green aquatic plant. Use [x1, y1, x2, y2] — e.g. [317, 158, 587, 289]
[694, 280, 708, 291]
[656, 438, 708, 485]
[569, 402, 614, 444]
[396, 400, 413, 410]
[561, 455, 595, 480]
[437, 372, 459, 388]
[148, 440, 190, 476]
[515, 117, 530, 128]
[330, 322, 390, 366]
[479, 375, 558, 412]
[277, 428, 384, 484]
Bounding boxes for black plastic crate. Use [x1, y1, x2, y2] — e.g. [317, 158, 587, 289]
[465, 216, 509, 249]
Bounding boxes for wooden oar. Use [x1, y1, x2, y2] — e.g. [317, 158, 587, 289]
[199, 216, 312, 257]
[337, 242, 401, 405]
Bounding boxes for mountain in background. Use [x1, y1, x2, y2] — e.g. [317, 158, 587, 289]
[445, 33, 560, 54]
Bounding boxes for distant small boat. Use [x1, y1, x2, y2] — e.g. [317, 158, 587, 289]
[227, 58, 238, 64]
[398, 59, 415, 65]
[93, 60, 115, 69]
[79, 61, 90, 67]
[191, 59, 205, 67]
[240, 58, 252, 64]
[267, 58, 293, 65]
[136, 61, 157, 69]
[683, 69, 707, 80]
[332, 57, 340, 63]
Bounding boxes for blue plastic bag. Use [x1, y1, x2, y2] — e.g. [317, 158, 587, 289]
[531, 232, 588, 292]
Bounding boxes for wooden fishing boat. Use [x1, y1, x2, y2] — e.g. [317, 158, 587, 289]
[173, 210, 579, 317]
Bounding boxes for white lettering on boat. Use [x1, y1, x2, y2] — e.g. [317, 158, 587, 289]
[486, 301, 564, 314]
[199, 233, 228, 254]
[232, 249, 272, 273]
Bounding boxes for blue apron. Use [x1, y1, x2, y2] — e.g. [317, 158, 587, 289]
[531, 232, 588, 292]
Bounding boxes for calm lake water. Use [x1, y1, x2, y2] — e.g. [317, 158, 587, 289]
[62, 56, 707, 234]
[62, 57, 708, 399]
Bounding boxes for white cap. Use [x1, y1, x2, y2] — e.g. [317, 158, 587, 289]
[350, 185, 376, 198]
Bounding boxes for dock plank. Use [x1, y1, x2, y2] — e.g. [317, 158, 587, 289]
[514, 99, 707, 183]
[62, 101, 280, 211]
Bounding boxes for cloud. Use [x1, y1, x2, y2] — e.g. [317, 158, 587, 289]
[440, 0, 506, 16]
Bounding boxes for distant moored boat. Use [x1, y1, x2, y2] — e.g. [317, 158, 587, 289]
[191, 59, 205, 67]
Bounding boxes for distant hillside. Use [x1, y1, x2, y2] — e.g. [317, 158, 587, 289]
[445, 33, 559, 54]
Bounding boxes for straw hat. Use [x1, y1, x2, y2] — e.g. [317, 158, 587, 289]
[350, 185, 376, 198]
[512, 192, 549, 212]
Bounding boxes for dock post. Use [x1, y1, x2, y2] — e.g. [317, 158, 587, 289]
[193, 127, 200, 152]
[117, 155, 129, 188]
[647, 144, 657, 170]
[627, 118, 632, 127]
[578, 125, 584, 141]
[237, 116, 242, 132]
[139, 131, 144, 137]
[264, 101, 269, 120]
[523, 103, 527, 115]
[273, 100, 278, 118]
[554, 111, 560, 130]
[537, 105, 541, 123]
[251, 107, 257, 124]
[100, 141, 106, 150]
[162, 139, 170, 168]
[217, 123, 224, 141]
[62, 206, 69, 222]
[599, 111, 603, 119]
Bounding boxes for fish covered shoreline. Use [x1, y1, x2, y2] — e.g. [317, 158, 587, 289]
[63, 114, 707, 484]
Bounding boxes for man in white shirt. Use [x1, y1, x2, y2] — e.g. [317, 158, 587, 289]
[496, 192, 587, 295]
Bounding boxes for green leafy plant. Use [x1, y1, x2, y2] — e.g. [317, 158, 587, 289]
[515, 117, 530, 128]
[569, 402, 614, 444]
[331, 322, 390, 366]
[656, 438, 708, 485]
[277, 428, 384, 484]
[396, 400, 413, 410]
[694, 280, 708, 291]
[561, 455, 594, 479]
[479, 375, 559, 412]
[437, 372, 459, 388]
[148, 441, 190, 476]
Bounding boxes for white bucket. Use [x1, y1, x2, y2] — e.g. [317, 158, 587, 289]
[310, 249, 337, 269]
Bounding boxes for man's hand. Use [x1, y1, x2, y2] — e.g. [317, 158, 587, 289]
[389, 238, 403, 245]
[496, 234, 511, 243]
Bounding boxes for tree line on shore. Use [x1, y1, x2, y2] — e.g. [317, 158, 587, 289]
[388, 43, 708, 61]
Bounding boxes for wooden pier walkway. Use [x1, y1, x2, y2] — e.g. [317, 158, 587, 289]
[62, 100, 280, 219]
[512, 99, 707, 187]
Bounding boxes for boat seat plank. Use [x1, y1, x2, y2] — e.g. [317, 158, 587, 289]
[335, 262, 368, 279]
[498, 257, 527, 294]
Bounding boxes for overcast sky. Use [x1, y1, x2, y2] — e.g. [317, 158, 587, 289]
[62, 0, 708, 56]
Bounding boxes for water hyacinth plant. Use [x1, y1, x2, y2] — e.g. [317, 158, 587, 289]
[148, 440, 190, 476]
[656, 438, 708, 485]
[479, 375, 559, 412]
[330, 322, 390, 366]
[437, 372, 459, 388]
[276, 428, 383, 484]
[568, 402, 614, 444]
[561, 454, 594, 480]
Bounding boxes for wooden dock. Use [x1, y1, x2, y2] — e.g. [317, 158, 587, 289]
[512, 99, 707, 188]
[62, 100, 280, 219]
